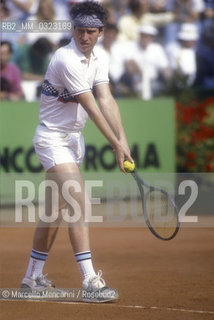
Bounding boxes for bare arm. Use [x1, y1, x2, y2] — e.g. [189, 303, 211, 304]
[95, 83, 131, 153]
[75, 90, 133, 172]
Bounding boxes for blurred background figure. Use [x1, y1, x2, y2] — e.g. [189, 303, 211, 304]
[13, 37, 53, 81]
[166, 23, 199, 86]
[117, 0, 174, 42]
[0, 0, 26, 49]
[0, 0, 10, 20]
[0, 41, 24, 101]
[12, 37, 53, 101]
[1, 0, 213, 101]
[25, 0, 65, 48]
[148, 0, 167, 13]
[203, 0, 214, 20]
[0, 77, 12, 100]
[97, 23, 128, 96]
[194, 19, 214, 89]
[102, 2, 118, 24]
[118, 25, 170, 99]
[53, 0, 71, 20]
[201, 0, 214, 42]
[111, 0, 130, 21]
[6, 0, 39, 20]
[148, 0, 169, 42]
[164, 0, 205, 45]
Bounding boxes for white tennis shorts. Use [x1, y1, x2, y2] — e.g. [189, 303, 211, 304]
[33, 124, 85, 171]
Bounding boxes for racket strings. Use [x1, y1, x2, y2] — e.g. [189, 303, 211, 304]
[146, 190, 178, 239]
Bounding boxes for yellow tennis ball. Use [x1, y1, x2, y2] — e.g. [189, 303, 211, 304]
[123, 160, 135, 173]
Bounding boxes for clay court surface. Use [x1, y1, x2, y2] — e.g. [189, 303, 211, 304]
[0, 206, 214, 320]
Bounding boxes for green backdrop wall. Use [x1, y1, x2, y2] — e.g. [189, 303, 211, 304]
[0, 98, 175, 204]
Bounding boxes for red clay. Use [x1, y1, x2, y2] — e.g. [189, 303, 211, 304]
[0, 213, 214, 320]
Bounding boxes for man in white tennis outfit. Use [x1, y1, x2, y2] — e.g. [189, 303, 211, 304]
[21, 1, 133, 303]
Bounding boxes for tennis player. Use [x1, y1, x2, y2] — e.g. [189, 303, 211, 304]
[21, 1, 133, 302]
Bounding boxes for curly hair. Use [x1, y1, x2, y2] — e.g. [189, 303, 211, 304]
[70, 1, 108, 25]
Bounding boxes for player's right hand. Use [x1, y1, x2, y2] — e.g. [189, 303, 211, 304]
[113, 143, 134, 173]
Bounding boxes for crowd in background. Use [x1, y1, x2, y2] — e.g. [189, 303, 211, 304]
[0, 0, 214, 101]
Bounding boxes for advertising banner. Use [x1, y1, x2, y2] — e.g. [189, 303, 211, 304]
[0, 98, 175, 204]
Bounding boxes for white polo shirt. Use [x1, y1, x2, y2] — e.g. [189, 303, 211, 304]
[39, 38, 109, 133]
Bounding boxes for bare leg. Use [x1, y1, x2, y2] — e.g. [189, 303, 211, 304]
[33, 171, 67, 252]
[33, 163, 90, 254]
[23, 162, 117, 301]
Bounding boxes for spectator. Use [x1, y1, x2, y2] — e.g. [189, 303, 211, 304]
[117, 0, 174, 42]
[112, 0, 130, 21]
[148, 0, 168, 41]
[201, 0, 214, 34]
[53, 0, 71, 20]
[149, 0, 167, 13]
[12, 37, 53, 101]
[164, 0, 205, 44]
[102, 2, 118, 24]
[97, 23, 128, 95]
[194, 19, 214, 88]
[0, 0, 26, 48]
[0, 41, 24, 101]
[13, 37, 53, 81]
[118, 25, 170, 99]
[166, 23, 199, 86]
[0, 0, 10, 20]
[6, 0, 39, 20]
[203, 0, 214, 19]
[25, 0, 63, 48]
[0, 77, 12, 100]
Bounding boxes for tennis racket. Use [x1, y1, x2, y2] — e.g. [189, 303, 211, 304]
[132, 170, 180, 241]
